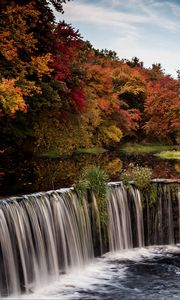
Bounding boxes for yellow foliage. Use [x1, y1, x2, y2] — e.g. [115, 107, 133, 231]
[102, 125, 122, 142]
[104, 158, 122, 176]
[0, 78, 27, 116]
[3, 3, 39, 54]
[112, 66, 145, 96]
[0, 2, 50, 118]
[175, 163, 180, 173]
[31, 54, 53, 78]
[84, 96, 101, 128]
[34, 114, 93, 154]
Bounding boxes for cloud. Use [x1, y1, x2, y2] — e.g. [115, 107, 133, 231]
[56, 0, 180, 77]
[166, 1, 180, 17]
[134, 0, 180, 31]
[61, 0, 180, 32]
[61, 2, 148, 33]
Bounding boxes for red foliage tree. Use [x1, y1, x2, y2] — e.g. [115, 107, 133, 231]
[51, 21, 82, 81]
[70, 88, 86, 113]
[144, 75, 180, 143]
[51, 22, 87, 113]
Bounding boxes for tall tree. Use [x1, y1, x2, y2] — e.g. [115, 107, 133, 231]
[144, 75, 180, 143]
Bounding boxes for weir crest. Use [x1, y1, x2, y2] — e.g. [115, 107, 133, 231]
[0, 180, 179, 297]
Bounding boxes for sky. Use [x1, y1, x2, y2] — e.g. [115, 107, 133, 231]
[55, 0, 180, 78]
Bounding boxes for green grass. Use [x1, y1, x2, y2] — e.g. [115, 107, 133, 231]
[119, 144, 179, 154]
[75, 147, 107, 154]
[154, 150, 180, 160]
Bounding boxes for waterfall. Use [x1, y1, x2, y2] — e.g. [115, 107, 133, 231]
[108, 183, 144, 251]
[0, 180, 179, 297]
[108, 183, 132, 251]
[144, 182, 179, 245]
[129, 186, 144, 247]
[91, 192, 103, 255]
[0, 189, 93, 297]
[178, 189, 180, 242]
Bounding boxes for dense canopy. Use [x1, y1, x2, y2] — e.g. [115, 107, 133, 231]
[0, 0, 179, 154]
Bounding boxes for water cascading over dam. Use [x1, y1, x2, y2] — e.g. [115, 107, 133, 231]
[0, 181, 179, 297]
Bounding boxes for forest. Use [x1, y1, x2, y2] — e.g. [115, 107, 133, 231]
[0, 0, 180, 158]
[0, 3, 180, 298]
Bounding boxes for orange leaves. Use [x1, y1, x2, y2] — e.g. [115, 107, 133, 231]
[0, 78, 27, 116]
[0, 2, 53, 117]
[2, 2, 39, 54]
[86, 63, 113, 94]
[0, 2, 51, 75]
[0, 77, 43, 117]
[98, 98, 110, 111]
[2, 0, 179, 152]
[0, 31, 18, 61]
[83, 50, 144, 141]
[85, 62, 118, 112]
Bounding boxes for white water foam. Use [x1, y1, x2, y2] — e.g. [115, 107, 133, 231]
[8, 245, 180, 300]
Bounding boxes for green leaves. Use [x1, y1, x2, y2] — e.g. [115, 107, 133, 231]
[74, 166, 109, 200]
[74, 166, 109, 226]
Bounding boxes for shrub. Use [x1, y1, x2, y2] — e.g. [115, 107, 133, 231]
[83, 166, 109, 200]
[74, 166, 109, 226]
[120, 164, 153, 190]
[73, 179, 88, 203]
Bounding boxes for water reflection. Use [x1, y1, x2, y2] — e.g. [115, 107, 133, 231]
[34, 153, 122, 191]
[119, 152, 180, 179]
[0, 151, 179, 197]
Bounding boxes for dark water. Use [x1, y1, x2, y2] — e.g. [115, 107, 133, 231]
[0, 150, 179, 197]
[90, 249, 180, 300]
[20, 246, 180, 300]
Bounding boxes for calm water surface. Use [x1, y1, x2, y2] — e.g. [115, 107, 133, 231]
[0, 150, 179, 197]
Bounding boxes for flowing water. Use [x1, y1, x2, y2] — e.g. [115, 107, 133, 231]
[0, 189, 93, 297]
[17, 246, 180, 300]
[0, 182, 180, 298]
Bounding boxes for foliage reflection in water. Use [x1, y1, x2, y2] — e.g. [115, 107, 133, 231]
[0, 151, 179, 197]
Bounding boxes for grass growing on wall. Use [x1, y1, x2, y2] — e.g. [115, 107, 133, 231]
[74, 166, 109, 226]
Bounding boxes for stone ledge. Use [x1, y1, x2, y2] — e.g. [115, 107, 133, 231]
[109, 179, 180, 185]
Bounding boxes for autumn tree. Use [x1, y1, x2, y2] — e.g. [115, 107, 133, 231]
[123, 56, 144, 68]
[1, 0, 178, 156]
[0, 0, 70, 149]
[144, 75, 180, 144]
[51, 21, 87, 113]
[0, 1, 53, 117]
